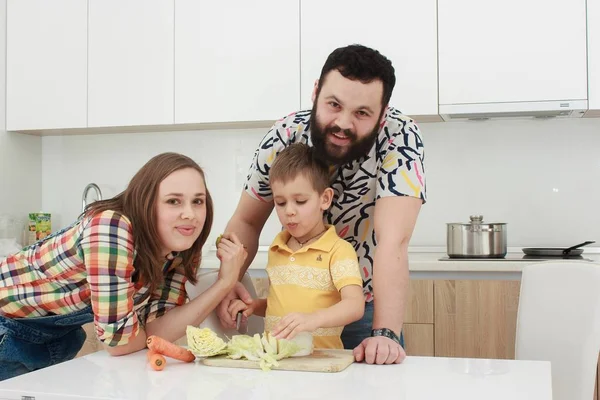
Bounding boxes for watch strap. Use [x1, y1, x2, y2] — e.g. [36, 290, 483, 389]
[371, 328, 400, 344]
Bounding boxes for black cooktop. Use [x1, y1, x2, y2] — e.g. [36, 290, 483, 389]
[439, 254, 593, 262]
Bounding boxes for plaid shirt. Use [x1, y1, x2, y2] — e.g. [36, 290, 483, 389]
[0, 210, 189, 347]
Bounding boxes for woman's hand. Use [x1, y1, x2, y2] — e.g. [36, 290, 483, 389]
[216, 233, 247, 286]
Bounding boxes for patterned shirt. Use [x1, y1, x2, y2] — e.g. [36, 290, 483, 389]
[245, 107, 427, 302]
[265, 225, 362, 349]
[0, 210, 189, 347]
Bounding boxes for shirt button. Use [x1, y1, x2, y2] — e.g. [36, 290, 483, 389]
[290, 257, 295, 262]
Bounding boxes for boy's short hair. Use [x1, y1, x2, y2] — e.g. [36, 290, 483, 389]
[270, 143, 330, 194]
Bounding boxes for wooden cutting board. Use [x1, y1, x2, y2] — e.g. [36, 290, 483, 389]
[201, 349, 354, 373]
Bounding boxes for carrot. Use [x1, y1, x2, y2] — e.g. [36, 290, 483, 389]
[147, 350, 166, 371]
[146, 335, 195, 363]
[147, 349, 162, 362]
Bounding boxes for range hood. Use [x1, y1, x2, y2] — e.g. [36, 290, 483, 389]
[439, 100, 588, 121]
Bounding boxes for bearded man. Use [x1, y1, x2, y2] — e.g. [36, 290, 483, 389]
[217, 44, 427, 365]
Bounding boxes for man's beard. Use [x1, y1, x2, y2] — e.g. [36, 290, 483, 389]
[310, 106, 380, 166]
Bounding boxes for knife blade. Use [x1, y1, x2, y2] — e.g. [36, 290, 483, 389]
[236, 311, 248, 334]
[236, 311, 242, 331]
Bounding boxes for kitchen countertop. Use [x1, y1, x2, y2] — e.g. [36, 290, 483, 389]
[0, 349, 552, 400]
[199, 246, 600, 280]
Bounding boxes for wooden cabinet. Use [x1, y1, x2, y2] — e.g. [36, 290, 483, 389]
[403, 324, 434, 357]
[373, 279, 522, 360]
[588, 0, 600, 114]
[404, 279, 434, 324]
[403, 280, 434, 356]
[438, 0, 588, 107]
[174, 0, 300, 124]
[300, 0, 439, 118]
[434, 280, 520, 359]
[6, 0, 87, 131]
[87, 0, 174, 127]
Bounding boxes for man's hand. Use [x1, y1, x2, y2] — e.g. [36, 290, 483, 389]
[353, 336, 406, 365]
[271, 312, 319, 340]
[215, 233, 247, 285]
[216, 282, 253, 329]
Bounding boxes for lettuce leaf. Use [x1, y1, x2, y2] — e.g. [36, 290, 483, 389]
[186, 326, 228, 358]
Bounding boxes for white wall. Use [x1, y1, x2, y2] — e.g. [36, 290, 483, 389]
[417, 117, 600, 248]
[41, 127, 275, 250]
[0, 0, 42, 236]
[41, 117, 600, 249]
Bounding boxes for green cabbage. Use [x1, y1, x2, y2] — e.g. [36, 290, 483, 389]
[287, 332, 314, 357]
[225, 331, 313, 371]
[185, 326, 314, 371]
[186, 326, 228, 357]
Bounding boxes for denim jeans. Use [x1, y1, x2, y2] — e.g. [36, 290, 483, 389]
[0, 306, 94, 381]
[341, 301, 405, 350]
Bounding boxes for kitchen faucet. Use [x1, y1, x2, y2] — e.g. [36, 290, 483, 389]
[82, 183, 103, 213]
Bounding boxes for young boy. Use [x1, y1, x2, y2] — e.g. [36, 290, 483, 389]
[228, 143, 365, 349]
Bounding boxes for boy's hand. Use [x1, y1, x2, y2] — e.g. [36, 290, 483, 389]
[272, 312, 319, 340]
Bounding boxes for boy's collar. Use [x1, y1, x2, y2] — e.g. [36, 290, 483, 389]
[270, 225, 339, 253]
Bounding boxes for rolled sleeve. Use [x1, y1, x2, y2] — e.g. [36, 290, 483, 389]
[79, 210, 139, 347]
[375, 118, 427, 204]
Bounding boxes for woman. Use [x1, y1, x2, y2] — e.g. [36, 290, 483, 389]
[0, 152, 247, 381]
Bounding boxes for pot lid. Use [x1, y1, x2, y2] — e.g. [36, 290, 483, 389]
[447, 215, 507, 225]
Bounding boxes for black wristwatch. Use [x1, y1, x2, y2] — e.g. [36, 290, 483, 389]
[371, 328, 400, 345]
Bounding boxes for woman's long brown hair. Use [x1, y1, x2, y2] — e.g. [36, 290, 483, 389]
[84, 152, 213, 293]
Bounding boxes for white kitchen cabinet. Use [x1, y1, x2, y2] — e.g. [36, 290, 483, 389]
[438, 0, 588, 106]
[6, 0, 87, 131]
[88, 0, 174, 128]
[300, 0, 438, 118]
[174, 0, 300, 124]
[588, 0, 600, 114]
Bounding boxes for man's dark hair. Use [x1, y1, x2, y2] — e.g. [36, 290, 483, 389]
[317, 44, 396, 107]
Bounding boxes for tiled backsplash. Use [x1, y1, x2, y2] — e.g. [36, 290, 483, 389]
[40, 117, 600, 248]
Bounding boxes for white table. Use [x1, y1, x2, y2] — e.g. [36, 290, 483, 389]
[0, 350, 552, 400]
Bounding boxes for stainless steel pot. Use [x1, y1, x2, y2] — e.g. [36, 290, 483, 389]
[447, 215, 507, 258]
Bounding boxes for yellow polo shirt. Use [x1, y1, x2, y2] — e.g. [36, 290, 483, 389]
[265, 225, 362, 349]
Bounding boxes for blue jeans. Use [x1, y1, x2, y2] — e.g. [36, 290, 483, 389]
[341, 301, 405, 350]
[0, 306, 94, 381]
